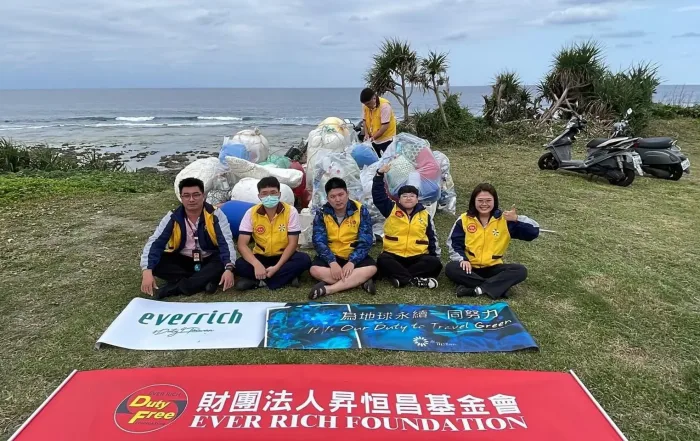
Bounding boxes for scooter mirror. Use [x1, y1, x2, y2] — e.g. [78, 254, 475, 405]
[626, 108, 633, 115]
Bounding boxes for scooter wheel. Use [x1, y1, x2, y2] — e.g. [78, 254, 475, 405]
[538, 152, 558, 170]
[608, 168, 635, 187]
[666, 164, 684, 181]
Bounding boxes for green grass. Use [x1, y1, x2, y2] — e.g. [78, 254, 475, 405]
[1, 119, 699, 440]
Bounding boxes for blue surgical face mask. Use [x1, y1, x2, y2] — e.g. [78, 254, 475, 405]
[261, 195, 280, 208]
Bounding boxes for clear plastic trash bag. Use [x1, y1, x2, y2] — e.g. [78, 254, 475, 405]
[380, 133, 442, 204]
[310, 152, 363, 211]
[433, 150, 457, 215]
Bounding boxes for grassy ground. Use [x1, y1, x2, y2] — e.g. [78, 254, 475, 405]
[1, 119, 699, 440]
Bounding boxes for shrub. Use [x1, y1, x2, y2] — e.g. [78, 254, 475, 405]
[0, 139, 125, 173]
[650, 103, 700, 120]
[402, 93, 490, 145]
[592, 62, 661, 134]
[482, 71, 535, 125]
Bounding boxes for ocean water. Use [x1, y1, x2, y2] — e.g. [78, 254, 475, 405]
[1, 86, 697, 169]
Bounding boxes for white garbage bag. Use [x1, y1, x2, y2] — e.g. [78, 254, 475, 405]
[306, 125, 352, 190]
[174, 157, 225, 202]
[229, 128, 270, 163]
[225, 156, 303, 189]
[318, 117, 351, 137]
[230, 177, 295, 205]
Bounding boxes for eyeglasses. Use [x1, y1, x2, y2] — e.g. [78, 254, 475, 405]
[182, 193, 203, 200]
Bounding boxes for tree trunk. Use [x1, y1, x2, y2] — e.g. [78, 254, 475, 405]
[400, 75, 410, 122]
[433, 76, 449, 128]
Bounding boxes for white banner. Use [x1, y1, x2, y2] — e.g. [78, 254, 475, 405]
[96, 298, 285, 350]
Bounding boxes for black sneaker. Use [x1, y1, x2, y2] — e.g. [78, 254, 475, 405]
[362, 279, 377, 295]
[290, 277, 301, 288]
[389, 278, 401, 288]
[205, 282, 218, 294]
[234, 277, 259, 291]
[456, 285, 476, 297]
[411, 277, 439, 289]
[154, 282, 180, 300]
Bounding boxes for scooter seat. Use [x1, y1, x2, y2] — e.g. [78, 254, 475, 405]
[637, 137, 674, 149]
[586, 138, 608, 149]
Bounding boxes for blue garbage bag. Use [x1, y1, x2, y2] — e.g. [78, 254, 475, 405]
[418, 177, 441, 203]
[219, 142, 250, 164]
[349, 143, 379, 169]
[219, 200, 256, 238]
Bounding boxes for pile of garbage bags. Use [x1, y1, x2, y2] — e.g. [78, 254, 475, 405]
[175, 127, 305, 206]
[173, 122, 458, 246]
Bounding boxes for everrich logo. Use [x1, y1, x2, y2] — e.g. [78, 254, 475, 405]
[114, 384, 188, 434]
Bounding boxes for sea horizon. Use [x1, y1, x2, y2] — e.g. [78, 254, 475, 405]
[2, 85, 698, 170]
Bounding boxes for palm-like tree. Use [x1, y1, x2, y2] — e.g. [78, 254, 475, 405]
[365, 38, 419, 122]
[420, 51, 450, 128]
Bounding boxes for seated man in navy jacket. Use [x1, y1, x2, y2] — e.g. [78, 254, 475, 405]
[140, 178, 236, 299]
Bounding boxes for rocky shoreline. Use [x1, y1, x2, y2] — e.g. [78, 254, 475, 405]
[21, 137, 306, 172]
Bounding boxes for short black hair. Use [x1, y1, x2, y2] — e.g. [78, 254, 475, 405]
[179, 177, 204, 194]
[360, 88, 376, 104]
[325, 177, 348, 194]
[398, 185, 419, 197]
[257, 176, 280, 192]
[467, 183, 499, 217]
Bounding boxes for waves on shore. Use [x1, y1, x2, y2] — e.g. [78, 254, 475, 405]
[0, 115, 337, 131]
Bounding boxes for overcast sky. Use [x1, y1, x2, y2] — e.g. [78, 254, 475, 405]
[1, 0, 699, 89]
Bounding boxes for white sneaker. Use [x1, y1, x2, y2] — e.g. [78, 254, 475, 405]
[411, 277, 438, 289]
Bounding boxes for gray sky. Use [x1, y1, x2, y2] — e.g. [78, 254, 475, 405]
[1, 0, 699, 88]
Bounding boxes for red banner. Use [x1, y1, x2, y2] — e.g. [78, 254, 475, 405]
[10, 364, 627, 441]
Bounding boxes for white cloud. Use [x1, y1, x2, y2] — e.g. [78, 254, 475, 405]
[673, 32, 700, 38]
[675, 5, 700, 12]
[443, 30, 469, 41]
[319, 33, 346, 46]
[601, 30, 648, 38]
[0, 0, 683, 87]
[542, 6, 617, 25]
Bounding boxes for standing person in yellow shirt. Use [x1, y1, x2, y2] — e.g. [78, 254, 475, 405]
[234, 177, 312, 290]
[361, 88, 397, 157]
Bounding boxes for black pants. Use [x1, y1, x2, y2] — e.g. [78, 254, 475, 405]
[153, 252, 224, 296]
[377, 252, 443, 287]
[372, 139, 393, 157]
[445, 261, 527, 299]
[235, 252, 312, 290]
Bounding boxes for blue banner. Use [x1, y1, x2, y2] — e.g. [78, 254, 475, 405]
[264, 303, 538, 352]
